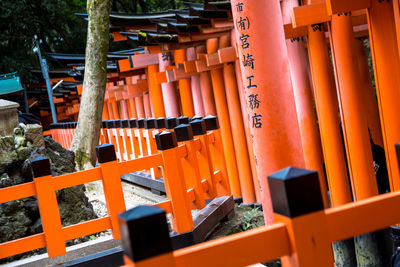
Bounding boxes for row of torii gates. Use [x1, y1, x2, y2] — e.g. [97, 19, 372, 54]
[65, 0, 400, 265]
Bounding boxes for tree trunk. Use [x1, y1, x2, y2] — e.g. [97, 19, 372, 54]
[70, 0, 110, 170]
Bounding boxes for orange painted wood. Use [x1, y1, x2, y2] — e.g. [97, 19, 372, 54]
[218, 46, 238, 63]
[206, 53, 220, 66]
[330, 14, 378, 200]
[292, 2, 331, 28]
[326, 0, 370, 15]
[232, 0, 305, 223]
[222, 48, 256, 204]
[130, 53, 159, 68]
[98, 160, 126, 239]
[199, 71, 217, 115]
[354, 39, 383, 147]
[112, 31, 127, 41]
[367, 0, 400, 191]
[276, 212, 334, 266]
[326, 189, 400, 242]
[34, 174, 66, 257]
[155, 200, 172, 214]
[284, 23, 308, 39]
[63, 217, 111, 241]
[0, 233, 46, 259]
[207, 38, 241, 199]
[147, 64, 166, 117]
[307, 25, 352, 207]
[183, 60, 197, 73]
[0, 182, 36, 203]
[282, 0, 328, 208]
[160, 147, 194, 233]
[173, 223, 290, 267]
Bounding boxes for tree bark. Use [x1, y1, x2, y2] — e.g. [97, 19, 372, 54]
[70, 0, 110, 170]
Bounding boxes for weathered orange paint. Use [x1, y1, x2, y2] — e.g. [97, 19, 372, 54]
[330, 14, 378, 200]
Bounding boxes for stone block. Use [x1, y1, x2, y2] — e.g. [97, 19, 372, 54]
[0, 99, 19, 137]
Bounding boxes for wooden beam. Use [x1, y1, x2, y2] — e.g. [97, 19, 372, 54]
[284, 23, 308, 39]
[218, 46, 238, 63]
[326, 0, 370, 15]
[292, 2, 331, 28]
[130, 53, 159, 68]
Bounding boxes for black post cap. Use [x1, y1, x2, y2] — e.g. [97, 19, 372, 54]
[121, 119, 129, 128]
[102, 121, 107, 128]
[50, 124, 55, 130]
[118, 205, 172, 262]
[176, 116, 189, 125]
[190, 115, 202, 122]
[31, 157, 52, 178]
[268, 167, 324, 218]
[144, 118, 156, 129]
[203, 115, 220, 130]
[165, 117, 177, 129]
[129, 119, 137, 128]
[113, 120, 122, 128]
[73, 122, 78, 128]
[174, 124, 194, 142]
[136, 118, 145, 129]
[96, 143, 117, 163]
[155, 131, 178, 150]
[155, 117, 166, 129]
[190, 119, 206, 136]
[106, 120, 114, 129]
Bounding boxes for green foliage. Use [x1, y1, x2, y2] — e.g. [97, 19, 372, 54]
[0, 0, 88, 84]
[240, 207, 261, 231]
[0, 0, 202, 84]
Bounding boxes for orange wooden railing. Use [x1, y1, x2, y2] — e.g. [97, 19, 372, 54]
[2, 116, 230, 260]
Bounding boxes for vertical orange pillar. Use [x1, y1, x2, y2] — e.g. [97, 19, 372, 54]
[187, 47, 205, 116]
[147, 64, 166, 118]
[128, 98, 137, 118]
[307, 24, 352, 207]
[199, 71, 217, 115]
[207, 37, 242, 199]
[175, 49, 195, 117]
[231, 0, 305, 223]
[135, 96, 145, 118]
[234, 58, 261, 203]
[102, 103, 109, 120]
[158, 52, 180, 117]
[221, 34, 255, 204]
[119, 100, 129, 119]
[330, 14, 378, 200]
[111, 101, 119, 119]
[197, 45, 217, 116]
[143, 93, 152, 118]
[367, 0, 400, 191]
[282, 0, 328, 207]
[354, 39, 383, 148]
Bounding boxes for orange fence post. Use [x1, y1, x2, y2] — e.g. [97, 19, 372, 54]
[233, 55, 261, 203]
[367, 0, 400, 191]
[231, 0, 305, 224]
[144, 118, 162, 179]
[175, 124, 206, 209]
[32, 157, 66, 257]
[143, 92, 152, 118]
[329, 14, 378, 200]
[203, 116, 231, 197]
[147, 64, 166, 118]
[269, 167, 334, 266]
[307, 24, 352, 207]
[189, 119, 218, 199]
[354, 38, 383, 148]
[135, 118, 148, 157]
[96, 144, 126, 239]
[221, 39, 256, 204]
[155, 131, 194, 233]
[121, 119, 131, 161]
[135, 96, 146, 118]
[158, 52, 180, 117]
[187, 47, 205, 117]
[282, 0, 328, 208]
[127, 119, 140, 159]
[206, 38, 242, 199]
